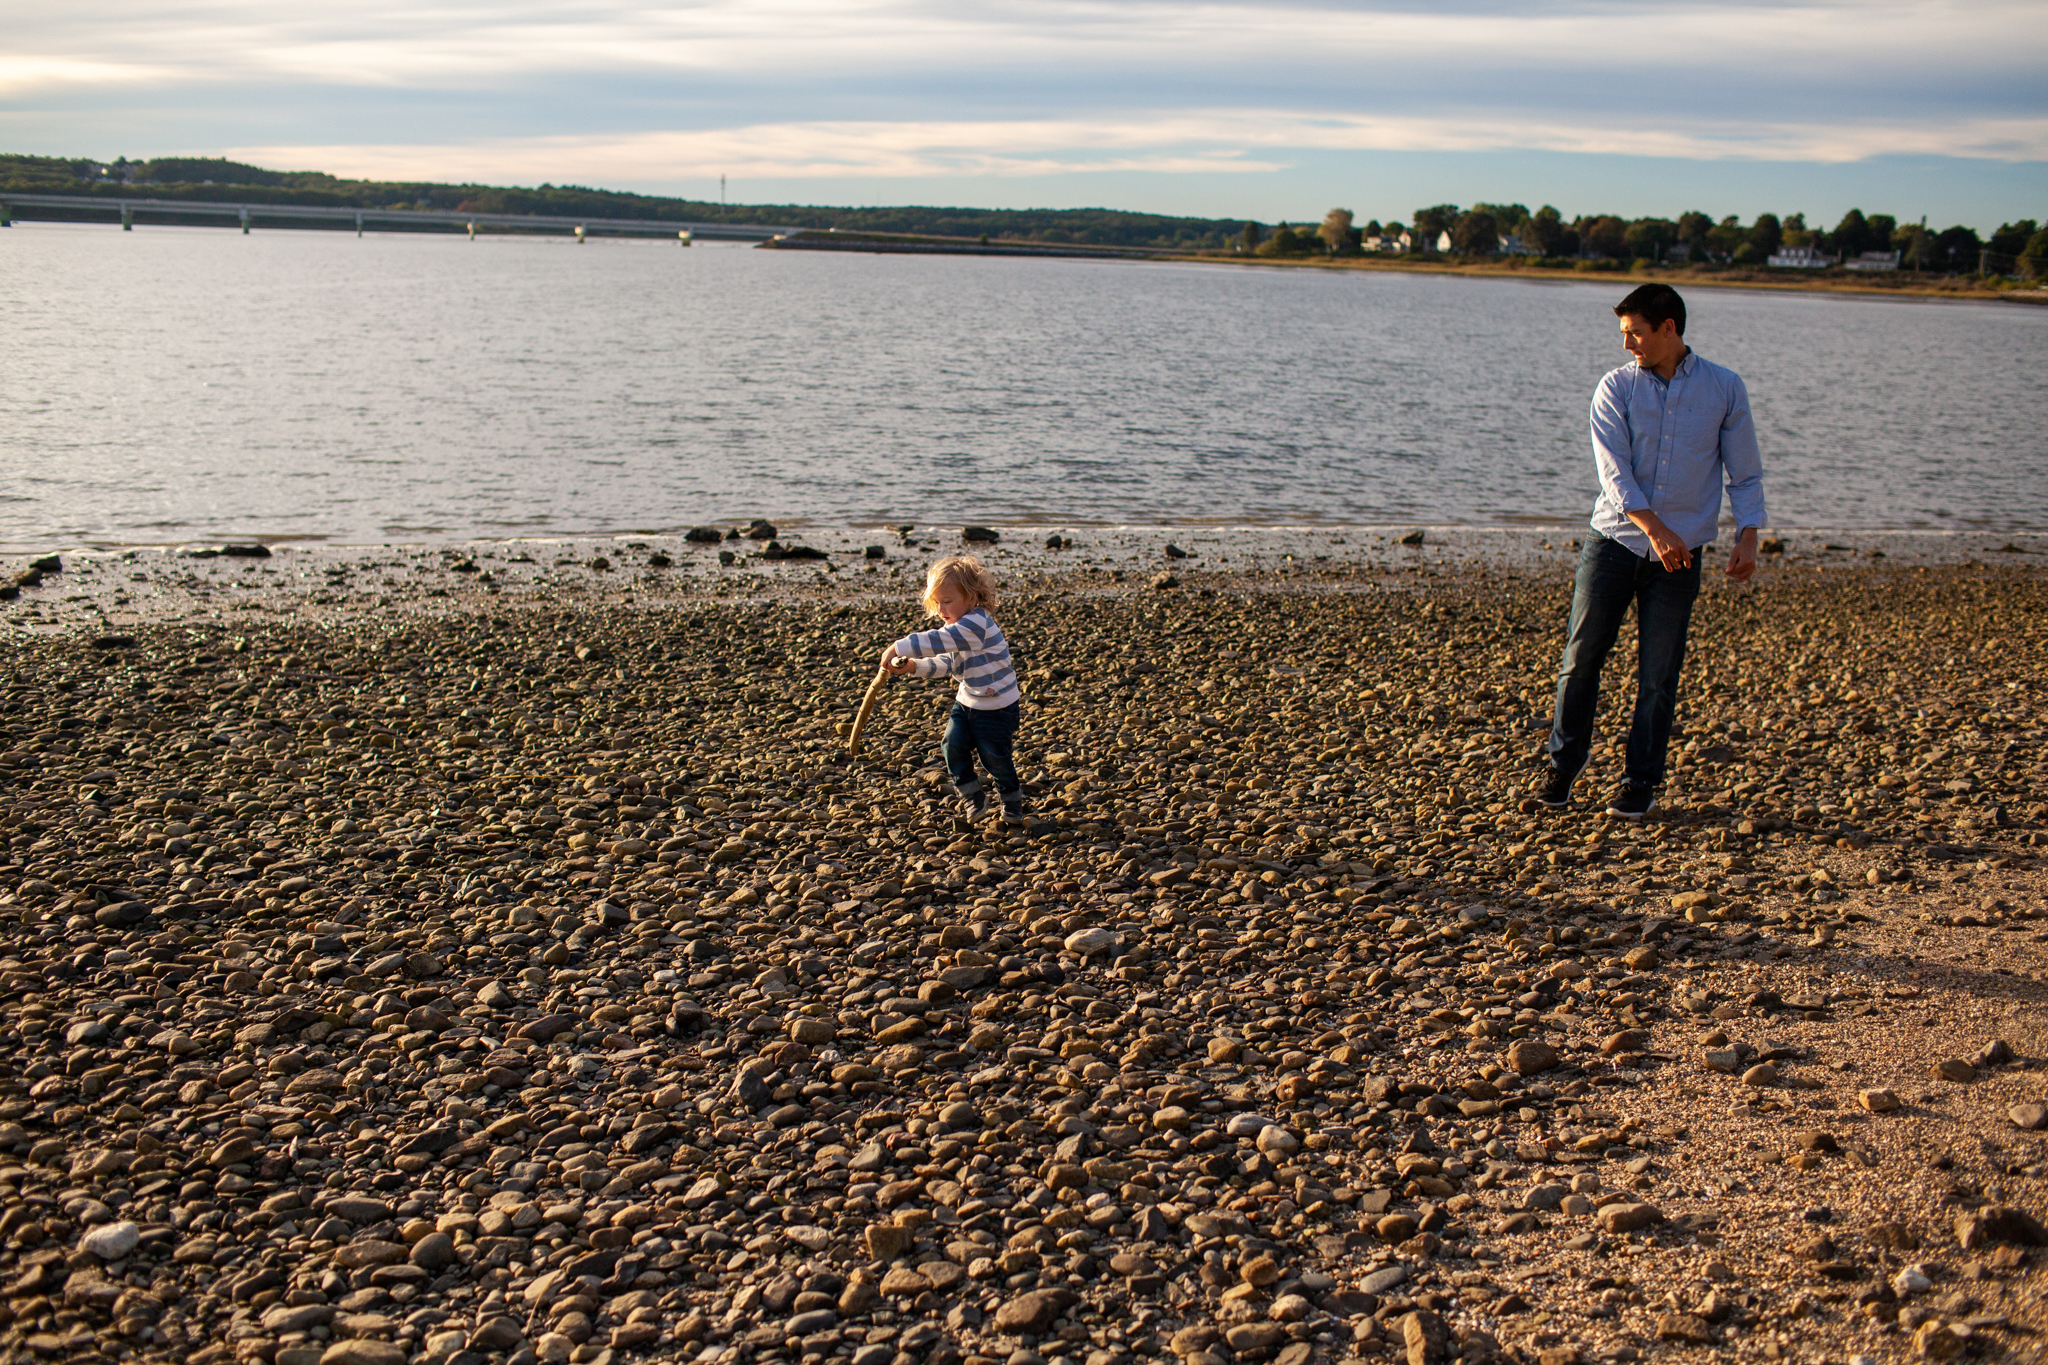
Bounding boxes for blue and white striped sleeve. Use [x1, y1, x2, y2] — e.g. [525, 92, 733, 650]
[894, 617, 985, 678]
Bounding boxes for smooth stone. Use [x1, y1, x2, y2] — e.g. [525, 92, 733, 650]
[80, 1221, 140, 1259]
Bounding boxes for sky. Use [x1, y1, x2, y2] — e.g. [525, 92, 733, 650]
[4, 0, 2045, 230]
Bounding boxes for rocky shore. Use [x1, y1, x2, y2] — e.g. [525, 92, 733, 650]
[1, 530, 2045, 1365]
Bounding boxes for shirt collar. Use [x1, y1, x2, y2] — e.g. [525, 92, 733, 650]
[1635, 347, 1695, 386]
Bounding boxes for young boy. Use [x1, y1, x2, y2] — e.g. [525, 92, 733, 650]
[881, 555, 1025, 822]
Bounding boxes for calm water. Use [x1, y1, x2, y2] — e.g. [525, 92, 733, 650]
[3, 222, 2044, 547]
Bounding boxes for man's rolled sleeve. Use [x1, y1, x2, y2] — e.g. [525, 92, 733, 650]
[1719, 377, 1767, 531]
[1590, 376, 1650, 514]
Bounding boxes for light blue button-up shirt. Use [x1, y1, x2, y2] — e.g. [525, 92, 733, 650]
[1588, 349, 1767, 557]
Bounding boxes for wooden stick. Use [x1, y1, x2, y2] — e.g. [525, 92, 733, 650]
[845, 664, 890, 754]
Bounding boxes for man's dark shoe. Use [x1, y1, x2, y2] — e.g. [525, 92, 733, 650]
[1001, 798, 1028, 825]
[959, 786, 989, 820]
[1535, 767, 1578, 809]
[1605, 783, 1656, 821]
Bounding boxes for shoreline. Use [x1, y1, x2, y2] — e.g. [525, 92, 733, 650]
[6, 524, 2045, 572]
[7, 526, 2048, 642]
[9, 217, 2041, 307]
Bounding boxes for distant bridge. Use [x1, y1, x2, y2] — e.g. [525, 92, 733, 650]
[0, 192, 796, 242]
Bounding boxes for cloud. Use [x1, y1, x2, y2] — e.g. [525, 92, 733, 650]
[9, 0, 2047, 183]
[0, 56, 172, 96]
[222, 108, 2048, 189]
[24, 0, 2045, 92]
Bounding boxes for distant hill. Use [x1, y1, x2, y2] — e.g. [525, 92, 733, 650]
[0, 154, 1248, 250]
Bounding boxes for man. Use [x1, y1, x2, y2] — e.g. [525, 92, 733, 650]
[1537, 283, 1766, 819]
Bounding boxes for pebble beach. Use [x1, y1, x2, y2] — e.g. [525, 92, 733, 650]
[2, 525, 2045, 1365]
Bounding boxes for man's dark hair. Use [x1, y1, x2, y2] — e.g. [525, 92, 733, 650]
[1614, 283, 1686, 336]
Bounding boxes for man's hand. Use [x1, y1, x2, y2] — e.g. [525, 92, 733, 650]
[1628, 509, 1693, 572]
[1726, 527, 1759, 584]
[879, 645, 913, 675]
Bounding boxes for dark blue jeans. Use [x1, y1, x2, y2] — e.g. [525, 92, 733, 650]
[1547, 532, 1702, 788]
[944, 701, 1022, 801]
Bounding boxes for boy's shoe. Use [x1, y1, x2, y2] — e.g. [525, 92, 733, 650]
[1605, 782, 1656, 821]
[1534, 766, 1579, 809]
[961, 788, 989, 820]
[1001, 799, 1028, 825]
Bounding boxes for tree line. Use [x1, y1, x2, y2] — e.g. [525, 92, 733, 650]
[1244, 202, 2045, 273]
[4, 155, 2041, 269]
[0, 155, 1246, 250]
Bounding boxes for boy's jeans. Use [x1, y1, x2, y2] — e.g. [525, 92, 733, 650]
[944, 701, 1022, 801]
[1546, 532, 1702, 789]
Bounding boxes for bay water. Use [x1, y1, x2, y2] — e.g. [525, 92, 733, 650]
[3, 223, 2043, 548]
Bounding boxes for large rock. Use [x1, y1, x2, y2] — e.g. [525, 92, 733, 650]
[79, 1221, 139, 1259]
[1596, 1202, 1665, 1234]
[1224, 1323, 1286, 1353]
[1506, 1040, 1560, 1075]
[410, 1231, 457, 1269]
[1956, 1206, 2048, 1250]
[325, 1196, 392, 1223]
[1399, 1309, 1448, 1365]
[993, 1288, 1073, 1333]
[332, 1240, 408, 1268]
[320, 1343, 407, 1365]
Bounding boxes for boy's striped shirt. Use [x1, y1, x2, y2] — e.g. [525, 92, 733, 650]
[893, 608, 1020, 709]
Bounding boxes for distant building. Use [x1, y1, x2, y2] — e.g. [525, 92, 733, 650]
[1364, 231, 1411, 252]
[1434, 230, 1453, 253]
[1768, 245, 1832, 268]
[1499, 234, 1540, 255]
[1843, 250, 1902, 272]
[1663, 243, 1693, 263]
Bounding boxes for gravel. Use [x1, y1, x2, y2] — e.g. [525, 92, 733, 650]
[0, 530, 2044, 1365]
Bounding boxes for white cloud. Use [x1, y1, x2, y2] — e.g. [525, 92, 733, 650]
[0, 56, 172, 95]
[19, 0, 2048, 88]
[222, 108, 2048, 187]
[11, 0, 2047, 177]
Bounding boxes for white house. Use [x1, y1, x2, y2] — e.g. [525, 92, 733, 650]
[1843, 250, 1902, 272]
[1499, 234, 1540, 255]
[1767, 245, 1832, 268]
[1364, 231, 1411, 252]
[1434, 230, 1453, 252]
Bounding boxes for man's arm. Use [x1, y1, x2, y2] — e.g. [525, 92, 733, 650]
[1625, 509, 1693, 572]
[1719, 375, 1767, 584]
[1725, 526, 1759, 583]
[1592, 374, 1692, 569]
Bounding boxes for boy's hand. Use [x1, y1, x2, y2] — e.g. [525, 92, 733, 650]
[879, 646, 913, 675]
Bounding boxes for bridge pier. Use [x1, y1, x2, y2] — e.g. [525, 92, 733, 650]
[467, 221, 476, 240]
[356, 213, 364, 237]
[576, 224, 586, 244]
[240, 208, 250, 235]
[121, 204, 132, 231]
[0, 202, 10, 228]
[679, 229, 692, 247]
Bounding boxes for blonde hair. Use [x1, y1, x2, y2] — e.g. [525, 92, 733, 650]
[922, 555, 999, 616]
